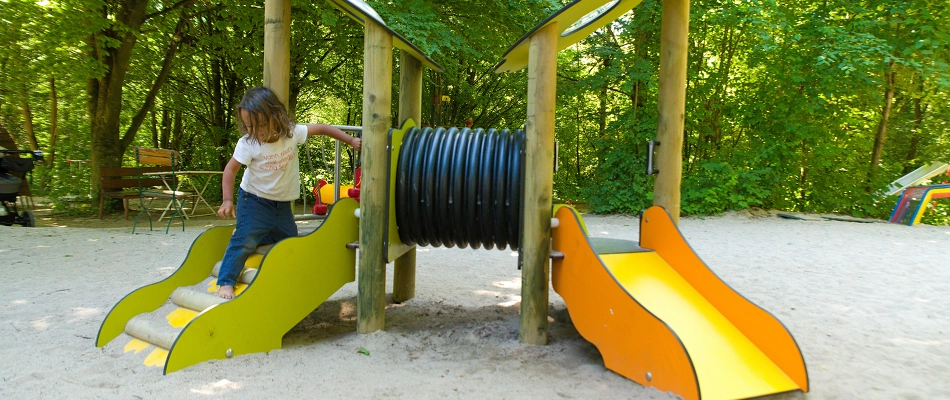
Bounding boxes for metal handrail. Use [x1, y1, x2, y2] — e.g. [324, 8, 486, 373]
[297, 125, 361, 220]
[329, 125, 362, 202]
[332, 125, 362, 133]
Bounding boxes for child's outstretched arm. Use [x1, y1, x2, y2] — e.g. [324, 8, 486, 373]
[305, 124, 361, 151]
[218, 157, 242, 219]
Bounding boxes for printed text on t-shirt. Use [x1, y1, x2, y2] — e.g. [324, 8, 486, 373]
[260, 147, 296, 171]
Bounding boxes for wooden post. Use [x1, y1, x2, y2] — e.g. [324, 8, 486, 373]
[392, 52, 423, 304]
[654, 0, 690, 224]
[263, 0, 291, 105]
[520, 22, 558, 345]
[357, 20, 393, 334]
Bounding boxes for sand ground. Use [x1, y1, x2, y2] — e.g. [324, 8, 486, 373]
[1, 205, 948, 399]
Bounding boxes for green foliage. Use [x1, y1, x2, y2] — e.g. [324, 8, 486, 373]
[681, 162, 771, 215]
[1, 0, 948, 226]
[368, 0, 560, 129]
[553, 0, 949, 225]
[920, 202, 950, 226]
[43, 165, 95, 215]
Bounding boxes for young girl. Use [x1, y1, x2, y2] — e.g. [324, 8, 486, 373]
[216, 86, 361, 299]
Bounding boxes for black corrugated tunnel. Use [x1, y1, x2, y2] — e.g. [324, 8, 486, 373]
[395, 126, 526, 251]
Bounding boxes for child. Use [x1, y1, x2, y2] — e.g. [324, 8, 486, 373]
[216, 86, 361, 299]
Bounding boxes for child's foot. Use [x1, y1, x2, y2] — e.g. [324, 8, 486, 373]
[218, 285, 235, 300]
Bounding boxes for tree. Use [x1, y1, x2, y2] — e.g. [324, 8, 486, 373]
[85, 0, 194, 198]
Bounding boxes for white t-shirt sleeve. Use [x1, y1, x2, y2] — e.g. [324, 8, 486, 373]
[232, 136, 252, 165]
[294, 124, 308, 145]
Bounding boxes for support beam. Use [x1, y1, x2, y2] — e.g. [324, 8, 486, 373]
[357, 20, 393, 334]
[520, 22, 558, 345]
[393, 52, 423, 304]
[397, 53, 423, 124]
[654, 0, 690, 224]
[263, 0, 291, 105]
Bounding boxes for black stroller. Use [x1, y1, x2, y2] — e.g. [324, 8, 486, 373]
[1, 149, 44, 227]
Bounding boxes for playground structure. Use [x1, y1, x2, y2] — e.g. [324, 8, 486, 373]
[96, 0, 809, 398]
[98, 199, 359, 372]
[552, 205, 807, 399]
[884, 161, 950, 196]
[885, 161, 950, 226]
[301, 124, 362, 216]
[889, 184, 950, 226]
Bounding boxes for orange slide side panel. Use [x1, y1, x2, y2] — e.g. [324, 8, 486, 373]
[639, 206, 809, 392]
[601, 251, 797, 399]
[552, 207, 700, 400]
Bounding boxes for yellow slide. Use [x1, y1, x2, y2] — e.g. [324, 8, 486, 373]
[96, 198, 359, 374]
[551, 206, 808, 400]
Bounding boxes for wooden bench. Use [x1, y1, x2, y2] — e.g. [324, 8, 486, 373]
[98, 167, 170, 220]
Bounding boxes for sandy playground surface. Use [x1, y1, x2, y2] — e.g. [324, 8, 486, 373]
[1, 207, 949, 400]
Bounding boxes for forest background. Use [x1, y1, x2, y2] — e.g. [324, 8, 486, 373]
[1, 0, 948, 224]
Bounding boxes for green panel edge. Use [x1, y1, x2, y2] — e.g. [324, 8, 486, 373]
[163, 198, 360, 374]
[96, 226, 233, 347]
[386, 119, 416, 262]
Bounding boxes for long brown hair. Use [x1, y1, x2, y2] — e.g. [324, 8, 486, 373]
[236, 86, 294, 144]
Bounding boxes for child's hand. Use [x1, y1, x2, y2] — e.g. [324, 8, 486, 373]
[218, 200, 236, 219]
[350, 137, 362, 151]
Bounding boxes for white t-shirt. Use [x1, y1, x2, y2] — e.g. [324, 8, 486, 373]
[233, 124, 308, 202]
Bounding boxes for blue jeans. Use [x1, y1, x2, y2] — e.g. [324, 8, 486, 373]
[217, 188, 297, 287]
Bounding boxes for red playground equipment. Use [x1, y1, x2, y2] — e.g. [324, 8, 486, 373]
[311, 180, 329, 215]
[311, 167, 361, 216]
[347, 167, 361, 200]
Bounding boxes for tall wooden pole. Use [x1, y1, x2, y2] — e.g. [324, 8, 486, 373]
[520, 22, 558, 345]
[263, 0, 291, 105]
[654, 0, 690, 224]
[392, 52, 423, 304]
[357, 20, 393, 334]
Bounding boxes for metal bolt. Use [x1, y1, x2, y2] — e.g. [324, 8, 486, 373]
[646, 372, 652, 382]
[225, 348, 233, 358]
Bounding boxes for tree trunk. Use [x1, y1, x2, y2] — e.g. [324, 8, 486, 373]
[18, 84, 38, 152]
[172, 109, 183, 156]
[799, 141, 807, 210]
[8, 31, 38, 152]
[206, 53, 242, 171]
[161, 108, 171, 148]
[48, 76, 58, 167]
[87, 0, 195, 203]
[596, 56, 610, 170]
[0, 121, 16, 149]
[121, 14, 190, 151]
[150, 109, 159, 147]
[576, 109, 581, 182]
[866, 60, 896, 192]
[598, 56, 610, 138]
[45, 75, 59, 191]
[197, 6, 247, 172]
[902, 77, 927, 174]
[88, 0, 151, 199]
